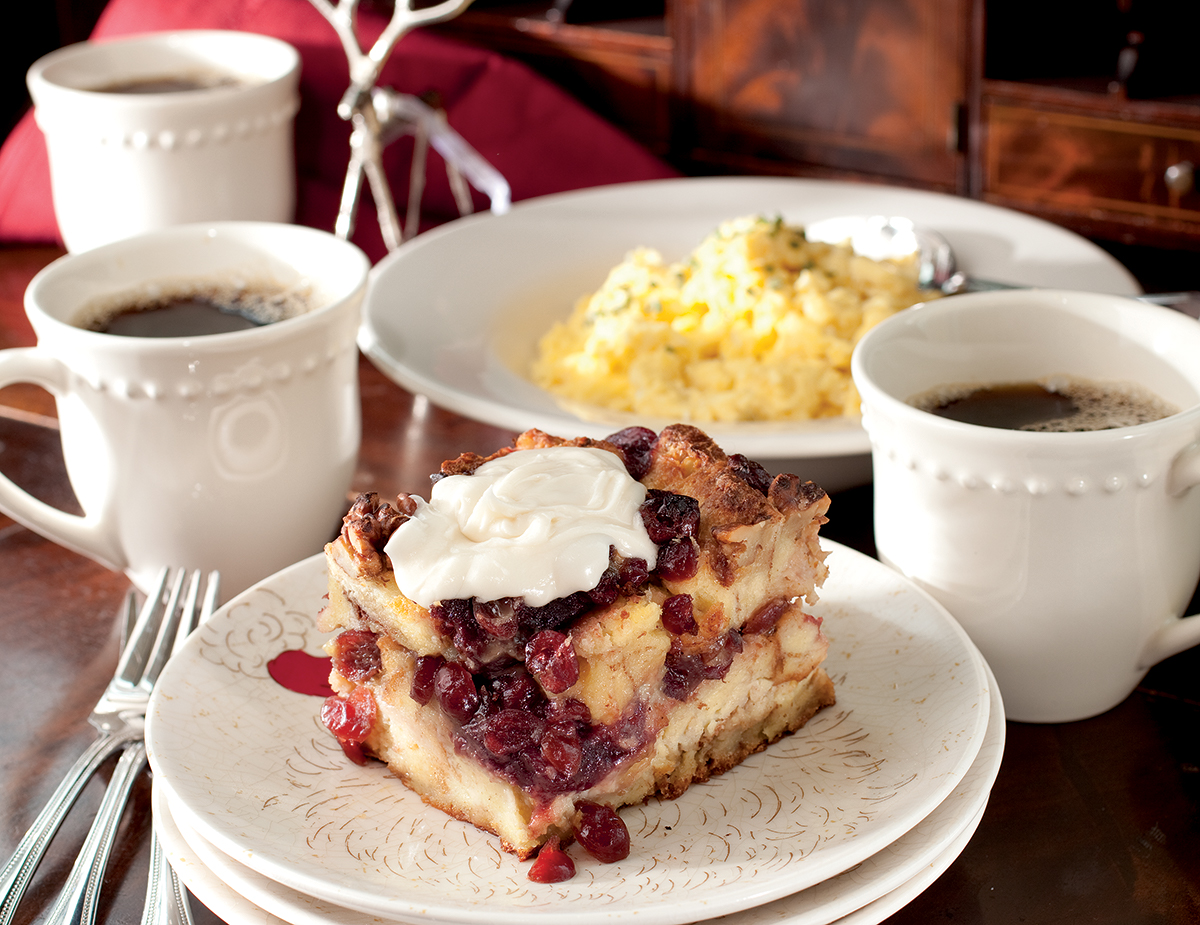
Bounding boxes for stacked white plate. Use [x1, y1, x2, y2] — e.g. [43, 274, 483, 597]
[145, 541, 1005, 925]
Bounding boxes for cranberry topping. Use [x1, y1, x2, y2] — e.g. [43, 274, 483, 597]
[515, 592, 593, 639]
[639, 489, 700, 543]
[619, 556, 650, 588]
[494, 670, 543, 712]
[454, 679, 649, 796]
[321, 686, 377, 742]
[473, 598, 518, 639]
[435, 662, 481, 723]
[604, 426, 658, 480]
[540, 722, 583, 779]
[728, 453, 773, 495]
[431, 598, 491, 670]
[482, 709, 545, 756]
[575, 801, 631, 863]
[545, 696, 591, 726]
[528, 836, 575, 883]
[655, 537, 700, 581]
[410, 654, 444, 705]
[526, 630, 580, 694]
[321, 686, 377, 764]
[661, 594, 698, 635]
[331, 630, 383, 682]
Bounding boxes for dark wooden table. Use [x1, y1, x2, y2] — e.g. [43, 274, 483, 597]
[2, 243, 1198, 924]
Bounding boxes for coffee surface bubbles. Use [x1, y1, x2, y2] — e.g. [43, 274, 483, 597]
[73, 279, 314, 338]
[909, 375, 1178, 432]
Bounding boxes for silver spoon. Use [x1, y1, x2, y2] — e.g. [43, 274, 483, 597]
[804, 214, 1200, 318]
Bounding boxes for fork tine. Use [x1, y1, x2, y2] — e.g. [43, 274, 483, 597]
[170, 571, 202, 658]
[114, 568, 172, 687]
[142, 569, 219, 925]
[139, 570, 189, 694]
[199, 570, 220, 626]
[117, 590, 137, 654]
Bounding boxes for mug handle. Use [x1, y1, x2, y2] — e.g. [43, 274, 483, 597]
[1141, 440, 1200, 667]
[0, 348, 125, 571]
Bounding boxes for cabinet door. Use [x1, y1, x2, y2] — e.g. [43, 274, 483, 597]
[679, 0, 970, 190]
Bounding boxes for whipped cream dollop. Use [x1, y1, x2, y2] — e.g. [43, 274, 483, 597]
[384, 446, 659, 608]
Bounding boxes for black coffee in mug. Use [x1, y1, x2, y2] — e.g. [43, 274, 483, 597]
[73, 281, 312, 338]
[91, 72, 245, 94]
[909, 375, 1178, 432]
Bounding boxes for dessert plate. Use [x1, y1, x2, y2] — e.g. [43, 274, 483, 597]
[358, 176, 1140, 491]
[153, 787, 984, 925]
[146, 542, 991, 925]
[156, 662, 1002, 925]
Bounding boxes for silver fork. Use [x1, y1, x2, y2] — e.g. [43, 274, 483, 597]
[141, 571, 220, 925]
[45, 569, 219, 925]
[0, 568, 213, 925]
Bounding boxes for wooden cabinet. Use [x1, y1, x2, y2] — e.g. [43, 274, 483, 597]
[980, 82, 1200, 247]
[676, 0, 971, 191]
[433, 3, 676, 156]
[435, 0, 1200, 250]
[437, 0, 973, 191]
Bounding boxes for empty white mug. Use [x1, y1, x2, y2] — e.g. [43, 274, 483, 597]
[852, 289, 1200, 723]
[0, 222, 369, 600]
[27, 30, 300, 252]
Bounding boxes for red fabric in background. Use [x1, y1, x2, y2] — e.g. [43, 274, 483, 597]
[0, 0, 678, 262]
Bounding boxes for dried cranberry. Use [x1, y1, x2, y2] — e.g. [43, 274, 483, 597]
[662, 644, 705, 701]
[331, 630, 382, 682]
[435, 662, 481, 723]
[604, 426, 658, 480]
[473, 599, 519, 638]
[701, 630, 744, 681]
[515, 592, 592, 638]
[494, 671, 543, 712]
[528, 836, 575, 883]
[544, 696, 591, 726]
[661, 594, 698, 635]
[410, 654, 444, 705]
[431, 599, 492, 667]
[655, 537, 699, 581]
[321, 686, 377, 744]
[588, 560, 621, 606]
[729, 453, 773, 495]
[482, 709, 544, 757]
[575, 801, 630, 863]
[618, 557, 650, 588]
[540, 722, 583, 779]
[743, 598, 789, 635]
[526, 631, 579, 694]
[337, 740, 370, 766]
[639, 490, 700, 543]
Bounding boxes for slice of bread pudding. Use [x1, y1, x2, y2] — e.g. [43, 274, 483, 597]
[319, 424, 834, 878]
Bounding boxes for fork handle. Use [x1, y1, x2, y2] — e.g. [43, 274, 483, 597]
[142, 829, 194, 925]
[45, 740, 148, 925]
[0, 728, 140, 925]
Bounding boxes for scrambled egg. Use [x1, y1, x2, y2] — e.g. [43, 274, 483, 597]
[530, 214, 934, 423]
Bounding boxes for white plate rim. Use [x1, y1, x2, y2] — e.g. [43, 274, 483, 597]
[358, 175, 1141, 466]
[156, 661, 1003, 925]
[146, 541, 991, 925]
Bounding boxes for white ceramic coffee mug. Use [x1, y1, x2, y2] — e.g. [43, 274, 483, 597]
[0, 222, 369, 601]
[27, 30, 300, 253]
[851, 289, 1200, 723]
